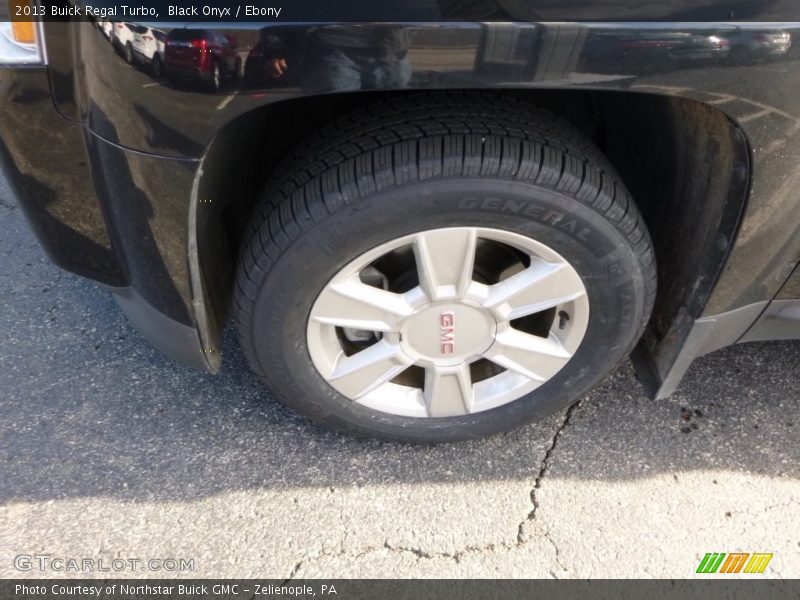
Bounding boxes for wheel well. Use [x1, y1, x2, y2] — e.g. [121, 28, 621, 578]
[193, 89, 750, 369]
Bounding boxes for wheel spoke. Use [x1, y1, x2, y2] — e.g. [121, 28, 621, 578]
[306, 226, 593, 419]
[485, 329, 572, 382]
[414, 228, 477, 301]
[423, 364, 473, 417]
[310, 277, 414, 332]
[483, 259, 586, 319]
[327, 340, 412, 399]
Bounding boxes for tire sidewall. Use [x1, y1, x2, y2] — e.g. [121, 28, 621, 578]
[248, 179, 649, 441]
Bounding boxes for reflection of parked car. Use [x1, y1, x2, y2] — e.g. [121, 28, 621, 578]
[111, 22, 136, 63]
[624, 33, 730, 63]
[726, 30, 792, 59]
[95, 19, 113, 40]
[132, 26, 166, 77]
[582, 31, 730, 73]
[164, 29, 241, 92]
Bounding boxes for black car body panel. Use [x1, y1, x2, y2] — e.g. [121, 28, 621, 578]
[3, 2, 800, 394]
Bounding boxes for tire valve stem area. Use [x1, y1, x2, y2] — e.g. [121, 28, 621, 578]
[342, 328, 377, 343]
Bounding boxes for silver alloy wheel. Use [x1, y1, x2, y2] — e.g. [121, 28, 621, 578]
[306, 227, 590, 418]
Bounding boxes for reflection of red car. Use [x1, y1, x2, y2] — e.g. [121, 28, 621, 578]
[164, 29, 240, 92]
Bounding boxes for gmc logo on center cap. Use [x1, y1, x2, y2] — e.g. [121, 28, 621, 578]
[440, 311, 455, 354]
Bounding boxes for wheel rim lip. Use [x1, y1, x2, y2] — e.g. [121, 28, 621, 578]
[306, 226, 590, 419]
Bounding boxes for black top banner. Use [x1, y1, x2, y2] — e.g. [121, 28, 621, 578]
[10, 0, 800, 22]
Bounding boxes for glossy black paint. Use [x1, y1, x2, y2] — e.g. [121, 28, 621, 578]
[3, 8, 800, 391]
[0, 68, 124, 286]
[778, 262, 800, 299]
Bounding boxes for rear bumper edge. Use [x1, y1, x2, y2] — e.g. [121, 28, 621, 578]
[112, 286, 216, 373]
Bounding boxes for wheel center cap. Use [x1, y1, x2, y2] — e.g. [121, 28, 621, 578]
[400, 302, 496, 366]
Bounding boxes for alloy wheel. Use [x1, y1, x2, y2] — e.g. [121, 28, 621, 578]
[306, 227, 590, 418]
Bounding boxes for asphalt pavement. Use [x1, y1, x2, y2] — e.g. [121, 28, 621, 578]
[1, 170, 799, 579]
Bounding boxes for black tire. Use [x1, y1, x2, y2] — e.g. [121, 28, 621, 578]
[165, 67, 179, 87]
[124, 42, 133, 65]
[234, 92, 656, 443]
[152, 54, 163, 79]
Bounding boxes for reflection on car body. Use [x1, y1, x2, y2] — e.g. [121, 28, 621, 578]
[131, 25, 166, 78]
[95, 18, 113, 41]
[164, 29, 241, 93]
[726, 29, 792, 60]
[243, 25, 412, 93]
[582, 30, 731, 73]
[111, 21, 136, 64]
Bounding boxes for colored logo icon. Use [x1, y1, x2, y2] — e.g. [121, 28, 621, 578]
[696, 552, 773, 574]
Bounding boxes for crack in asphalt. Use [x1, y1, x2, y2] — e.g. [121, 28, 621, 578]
[281, 560, 305, 584]
[282, 540, 524, 580]
[515, 402, 580, 574]
[525, 400, 580, 523]
[382, 541, 520, 563]
[284, 403, 581, 579]
[0, 196, 16, 211]
[543, 531, 568, 574]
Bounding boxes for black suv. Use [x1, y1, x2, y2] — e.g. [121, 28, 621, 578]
[1, 5, 799, 442]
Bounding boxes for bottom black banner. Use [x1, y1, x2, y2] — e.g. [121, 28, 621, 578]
[2, 579, 800, 600]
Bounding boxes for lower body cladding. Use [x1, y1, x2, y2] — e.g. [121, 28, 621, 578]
[81, 128, 217, 372]
[634, 298, 800, 399]
[0, 67, 212, 372]
[637, 258, 800, 398]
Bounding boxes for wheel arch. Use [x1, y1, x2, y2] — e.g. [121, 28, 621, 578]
[189, 89, 751, 392]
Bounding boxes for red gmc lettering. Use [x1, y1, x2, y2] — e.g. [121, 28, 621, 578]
[440, 311, 455, 353]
